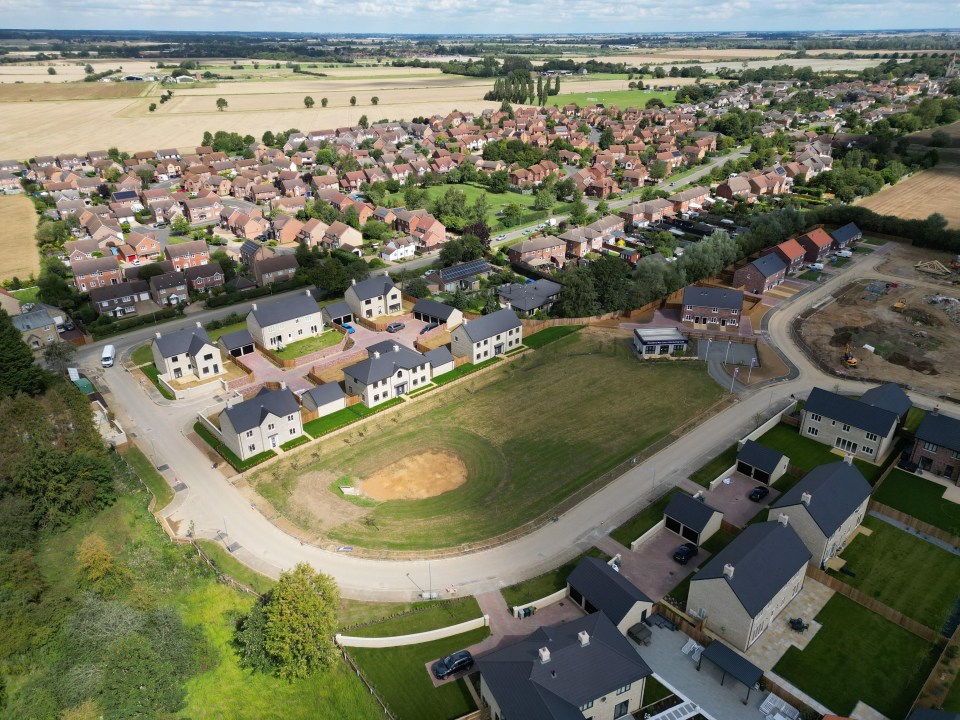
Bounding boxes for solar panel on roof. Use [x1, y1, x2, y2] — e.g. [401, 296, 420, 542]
[442, 260, 490, 282]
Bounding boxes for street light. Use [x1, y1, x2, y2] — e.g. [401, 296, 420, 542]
[724, 339, 732, 365]
[730, 366, 740, 393]
[747, 356, 757, 384]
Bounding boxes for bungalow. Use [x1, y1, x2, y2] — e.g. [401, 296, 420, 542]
[796, 228, 833, 264]
[736, 440, 789, 485]
[344, 276, 402, 320]
[411, 298, 463, 328]
[380, 236, 417, 262]
[300, 383, 347, 418]
[72, 256, 122, 292]
[681, 286, 743, 329]
[149, 271, 188, 306]
[830, 222, 862, 249]
[769, 460, 871, 567]
[89, 280, 150, 317]
[218, 387, 304, 461]
[343, 341, 432, 406]
[247, 290, 324, 350]
[253, 254, 299, 286]
[687, 519, 810, 650]
[632, 327, 689, 358]
[184, 262, 225, 293]
[908, 410, 960, 484]
[800, 386, 903, 461]
[165, 239, 210, 271]
[771, 239, 806, 274]
[732, 253, 787, 294]
[151, 323, 223, 381]
[497, 279, 562, 317]
[567, 556, 653, 632]
[450, 308, 522, 364]
[663, 492, 723, 546]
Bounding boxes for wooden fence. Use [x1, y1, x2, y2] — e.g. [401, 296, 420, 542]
[912, 620, 960, 711]
[868, 499, 960, 548]
[806, 565, 940, 642]
[341, 649, 394, 720]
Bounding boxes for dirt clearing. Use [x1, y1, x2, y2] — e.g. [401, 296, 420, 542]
[857, 162, 960, 228]
[361, 451, 467, 501]
[0, 195, 40, 281]
[290, 470, 368, 532]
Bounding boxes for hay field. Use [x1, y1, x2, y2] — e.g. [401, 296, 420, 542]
[0, 60, 159, 83]
[0, 195, 40, 282]
[857, 163, 960, 227]
[0, 82, 149, 102]
[569, 48, 788, 64]
[910, 120, 960, 147]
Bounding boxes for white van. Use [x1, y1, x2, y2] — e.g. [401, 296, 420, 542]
[836, 249, 853, 258]
[101, 344, 116, 368]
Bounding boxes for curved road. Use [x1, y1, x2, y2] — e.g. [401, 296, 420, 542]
[76, 247, 944, 600]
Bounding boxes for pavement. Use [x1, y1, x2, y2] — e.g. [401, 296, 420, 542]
[73, 243, 952, 600]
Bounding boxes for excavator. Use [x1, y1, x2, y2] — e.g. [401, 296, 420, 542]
[843, 344, 859, 368]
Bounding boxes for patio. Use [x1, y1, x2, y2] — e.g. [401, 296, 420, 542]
[743, 579, 835, 671]
[700, 472, 780, 527]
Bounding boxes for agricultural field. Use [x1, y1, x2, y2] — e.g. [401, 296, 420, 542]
[0, 194, 40, 281]
[0, 81, 150, 101]
[857, 161, 960, 227]
[549, 89, 676, 109]
[250, 328, 723, 550]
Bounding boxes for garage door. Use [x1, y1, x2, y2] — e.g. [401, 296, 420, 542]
[753, 469, 770, 484]
[681, 526, 699, 544]
[736, 460, 753, 475]
[665, 517, 682, 534]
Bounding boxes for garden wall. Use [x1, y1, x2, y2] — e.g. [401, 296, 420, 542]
[335, 615, 489, 648]
[630, 518, 665, 552]
[510, 588, 569, 618]
[738, 400, 800, 447]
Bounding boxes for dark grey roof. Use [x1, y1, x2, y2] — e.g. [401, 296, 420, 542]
[219, 328, 254, 351]
[914, 412, 960, 453]
[439, 259, 491, 283]
[322, 300, 353, 322]
[664, 493, 720, 534]
[804, 387, 899, 437]
[682, 286, 743, 311]
[255, 254, 299, 273]
[154, 326, 213, 359]
[250, 293, 320, 328]
[750, 253, 787, 278]
[771, 462, 871, 537]
[567, 557, 651, 624]
[11, 308, 55, 331]
[461, 308, 521, 343]
[149, 271, 186, 291]
[498, 279, 563, 312]
[700, 641, 763, 689]
[737, 440, 786, 474]
[343, 341, 427, 384]
[90, 279, 149, 302]
[830, 222, 861, 244]
[425, 346, 454, 369]
[221, 387, 299, 433]
[303, 383, 345, 407]
[412, 297, 458, 321]
[349, 275, 396, 301]
[909, 710, 960, 720]
[859, 383, 911, 420]
[240, 239, 262, 256]
[694, 521, 810, 616]
[477, 612, 652, 720]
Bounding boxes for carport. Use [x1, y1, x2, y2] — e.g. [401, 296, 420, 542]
[322, 300, 353, 327]
[219, 328, 255, 357]
[663, 492, 722, 546]
[736, 440, 788, 485]
[696, 640, 763, 704]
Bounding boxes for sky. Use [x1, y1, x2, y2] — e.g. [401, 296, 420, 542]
[2, 0, 959, 34]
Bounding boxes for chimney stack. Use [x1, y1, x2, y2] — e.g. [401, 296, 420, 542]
[280, 381, 286, 391]
[801, 492, 812, 507]
[392, 343, 400, 353]
[304, 288, 312, 297]
[538, 647, 551, 664]
[155, 331, 162, 339]
[778, 513, 790, 527]
[578, 630, 590, 647]
[723, 563, 735, 579]
[252, 303, 258, 311]
[351, 278, 356, 286]
[196, 321, 202, 329]
[373, 351, 380, 359]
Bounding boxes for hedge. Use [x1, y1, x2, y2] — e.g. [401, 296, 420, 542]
[204, 277, 309, 308]
[280, 435, 310, 451]
[193, 421, 275, 471]
[90, 307, 183, 339]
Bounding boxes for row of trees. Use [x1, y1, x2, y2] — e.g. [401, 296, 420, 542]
[484, 71, 560, 105]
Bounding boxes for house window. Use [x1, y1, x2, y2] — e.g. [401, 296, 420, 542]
[289, 428, 297, 435]
[614, 701, 630, 719]
[863, 447, 874, 455]
[203, 353, 213, 361]
[953, 450, 960, 460]
[685, 304, 692, 310]
[842, 423, 851, 433]
[865, 432, 879, 442]
[267, 423, 275, 431]
[807, 426, 819, 437]
[923, 441, 939, 452]
[579, 701, 594, 711]
[616, 684, 631, 695]
[287, 415, 294, 421]
[248, 444, 256, 453]
[731, 309, 739, 315]
[711, 306, 718, 313]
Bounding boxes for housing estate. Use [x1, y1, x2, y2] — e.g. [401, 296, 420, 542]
[151, 324, 223, 381]
[909, 410, 960, 483]
[247, 290, 324, 350]
[342, 341, 434, 407]
[344, 276, 402, 320]
[218, 386, 304, 461]
[732, 253, 787, 294]
[680, 286, 744, 329]
[450, 308, 523, 364]
[799, 385, 906, 460]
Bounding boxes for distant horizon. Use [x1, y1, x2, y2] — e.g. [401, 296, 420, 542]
[3, 27, 960, 35]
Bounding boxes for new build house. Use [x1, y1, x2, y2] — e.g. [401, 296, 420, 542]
[800, 386, 904, 461]
[218, 386, 304, 460]
[152, 323, 223, 381]
[342, 341, 434, 407]
[681, 286, 744, 329]
[497, 279, 562, 317]
[567, 557, 653, 633]
[732, 253, 787, 294]
[247, 290, 324, 350]
[450, 308, 522, 364]
[909, 410, 960, 484]
[344, 276, 402, 320]
[796, 228, 834, 263]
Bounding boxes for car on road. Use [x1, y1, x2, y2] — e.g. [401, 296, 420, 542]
[386, 322, 406, 333]
[836, 250, 853, 258]
[495, 234, 506, 241]
[340, 323, 356, 334]
[672, 542, 699, 565]
[420, 321, 439, 334]
[432, 650, 474, 680]
[522, 229, 533, 235]
[749, 486, 770, 502]
[153, 221, 169, 228]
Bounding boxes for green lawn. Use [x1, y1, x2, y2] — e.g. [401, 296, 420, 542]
[874, 469, 960, 536]
[347, 597, 482, 638]
[349, 627, 488, 720]
[549, 89, 676, 109]
[862, 236, 888, 246]
[253, 333, 723, 550]
[194, 421, 275, 471]
[142, 363, 175, 400]
[281, 435, 311, 451]
[832, 515, 960, 630]
[432, 357, 500, 386]
[665, 573, 693, 607]
[121, 444, 174, 510]
[303, 398, 404, 438]
[11, 286, 39, 304]
[774, 594, 938, 719]
[832, 257, 852, 267]
[501, 547, 610, 608]
[642, 677, 675, 707]
[904, 406, 927, 433]
[689, 443, 738, 487]
[798, 270, 821, 281]
[757, 424, 883, 484]
[854, 245, 875, 253]
[701, 527, 738, 555]
[610, 488, 684, 546]
[523, 325, 582, 350]
[131, 342, 154, 366]
[195, 539, 276, 596]
[206, 320, 248, 342]
[274, 331, 342, 360]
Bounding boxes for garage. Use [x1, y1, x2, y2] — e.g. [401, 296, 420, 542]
[412, 297, 462, 328]
[736, 440, 789, 485]
[663, 492, 723, 546]
[322, 300, 354, 327]
[566, 556, 652, 633]
[219, 328, 255, 358]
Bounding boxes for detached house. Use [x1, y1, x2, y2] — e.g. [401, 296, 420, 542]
[681, 286, 744, 329]
[184, 263, 225, 293]
[149, 271, 188, 306]
[183, 195, 222, 224]
[247, 290, 324, 350]
[72, 256, 122, 292]
[450, 308, 522, 364]
[732, 253, 787, 294]
[151, 323, 223, 381]
[343, 341, 433, 407]
[218, 387, 304, 461]
[909, 410, 960, 484]
[89, 280, 149, 317]
[507, 236, 566, 269]
[344, 276, 402, 320]
[165, 239, 210, 271]
[253, 254, 299, 286]
[800, 385, 904, 461]
[498, 279, 562, 317]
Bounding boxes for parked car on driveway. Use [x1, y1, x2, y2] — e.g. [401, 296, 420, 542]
[837, 250, 853, 258]
[749, 486, 770, 502]
[808, 262, 824, 271]
[420, 321, 439, 334]
[432, 650, 474, 680]
[672, 542, 699, 565]
[386, 322, 406, 333]
[340, 323, 356, 334]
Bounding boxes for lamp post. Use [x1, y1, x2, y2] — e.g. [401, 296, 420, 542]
[724, 339, 732, 365]
[730, 366, 740, 393]
[747, 356, 757, 384]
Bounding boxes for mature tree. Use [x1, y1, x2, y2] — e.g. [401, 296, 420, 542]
[47, 66, 56, 75]
[321, 97, 328, 107]
[262, 130, 276, 146]
[210, 249, 237, 283]
[349, 96, 357, 106]
[568, 195, 589, 226]
[487, 170, 510, 194]
[589, 254, 631, 311]
[533, 188, 554, 212]
[0, 311, 46, 398]
[482, 291, 499, 315]
[42, 341, 77, 375]
[648, 160, 668, 181]
[557, 267, 598, 317]
[598, 126, 615, 150]
[501, 203, 524, 227]
[149, 103, 157, 112]
[403, 184, 427, 210]
[216, 97, 228, 112]
[37, 259, 75, 308]
[449, 287, 469, 311]
[303, 96, 315, 109]
[371, 96, 379, 105]
[406, 277, 430, 298]
[136, 262, 167, 281]
[358, 114, 369, 129]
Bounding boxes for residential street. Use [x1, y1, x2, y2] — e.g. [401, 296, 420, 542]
[74, 246, 941, 601]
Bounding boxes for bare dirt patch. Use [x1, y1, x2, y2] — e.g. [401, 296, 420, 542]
[360, 451, 467, 500]
[291, 470, 368, 531]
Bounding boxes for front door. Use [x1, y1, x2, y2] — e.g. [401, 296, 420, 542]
[269, 435, 278, 449]
[395, 382, 407, 396]
[494, 343, 504, 355]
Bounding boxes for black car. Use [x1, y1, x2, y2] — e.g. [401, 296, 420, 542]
[673, 542, 699, 565]
[749, 486, 770, 502]
[432, 650, 474, 680]
[420, 321, 440, 334]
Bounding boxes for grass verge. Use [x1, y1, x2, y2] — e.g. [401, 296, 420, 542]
[142, 364, 175, 400]
[131, 342, 154, 366]
[610, 488, 684, 546]
[501, 547, 610, 608]
[689, 443, 738, 487]
[195, 539, 276, 596]
[432, 357, 500, 386]
[193, 421, 275, 471]
[346, 598, 482, 638]
[281, 435, 311, 451]
[523, 325, 582, 350]
[121, 444, 174, 511]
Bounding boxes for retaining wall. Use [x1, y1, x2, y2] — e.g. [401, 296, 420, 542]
[335, 615, 489, 648]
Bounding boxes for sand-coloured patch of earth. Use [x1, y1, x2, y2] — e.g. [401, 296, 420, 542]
[361, 451, 467, 500]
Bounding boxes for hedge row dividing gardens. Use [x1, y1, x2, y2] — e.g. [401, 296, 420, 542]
[303, 398, 404, 439]
[193, 421, 275, 471]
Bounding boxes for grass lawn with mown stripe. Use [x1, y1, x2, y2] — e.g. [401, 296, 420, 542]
[874, 469, 960, 536]
[756, 424, 884, 484]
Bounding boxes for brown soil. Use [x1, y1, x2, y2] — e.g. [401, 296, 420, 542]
[360, 451, 467, 500]
[291, 470, 368, 531]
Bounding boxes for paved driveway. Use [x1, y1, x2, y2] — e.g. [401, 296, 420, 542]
[700, 472, 780, 528]
[613, 529, 712, 601]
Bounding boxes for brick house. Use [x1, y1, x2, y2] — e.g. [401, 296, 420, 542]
[771, 239, 806, 274]
[129, 231, 162, 261]
[149, 271, 189, 306]
[667, 185, 710, 213]
[72, 256, 122, 292]
[909, 410, 960, 484]
[507, 236, 566, 268]
[64, 238, 100, 265]
[184, 262, 225, 293]
[733, 254, 787, 294]
[830, 222, 862, 249]
[89, 280, 150, 316]
[681, 286, 744, 329]
[183, 195, 222, 224]
[253, 254, 299, 286]
[165, 239, 210, 271]
[796, 228, 833, 263]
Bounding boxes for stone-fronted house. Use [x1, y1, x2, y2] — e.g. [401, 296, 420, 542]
[800, 386, 904, 461]
[343, 341, 432, 407]
[218, 387, 303, 461]
[247, 290, 324, 350]
[151, 323, 223, 381]
[344, 276, 402, 320]
[450, 308, 522, 364]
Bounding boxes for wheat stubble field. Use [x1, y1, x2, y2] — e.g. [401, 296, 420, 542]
[857, 162, 960, 228]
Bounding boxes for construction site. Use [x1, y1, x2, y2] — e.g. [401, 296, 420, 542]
[798, 246, 960, 398]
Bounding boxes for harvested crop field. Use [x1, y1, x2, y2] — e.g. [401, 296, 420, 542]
[361, 451, 467, 500]
[0, 195, 40, 281]
[0, 82, 149, 101]
[857, 162, 960, 227]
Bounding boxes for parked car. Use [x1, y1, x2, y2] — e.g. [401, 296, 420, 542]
[808, 262, 824, 271]
[837, 250, 853, 258]
[340, 323, 356, 335]
[672, 543, 699, 565]
[432, 650, 474, 680]
[154, 221, 169, 228]
[420, 321, 439, 334]
[749, 486, 770, 502]
[386, 322, 405, 333]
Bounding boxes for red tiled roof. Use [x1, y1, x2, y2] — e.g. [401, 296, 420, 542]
[777, 239, 806, 260]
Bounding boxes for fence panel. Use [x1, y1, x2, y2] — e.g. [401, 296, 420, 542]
[868, 500, 960, 548]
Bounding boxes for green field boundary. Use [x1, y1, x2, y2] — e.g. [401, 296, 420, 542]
[193, 421, 275, 471]
[523, 325, 583, 350]
[433, 357, 501, 387]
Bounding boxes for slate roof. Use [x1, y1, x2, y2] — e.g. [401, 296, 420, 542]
[254, 254, 299, 274]
[477, 612, 652, 720]
[425, 346, 454, 369]
[804, 387, 899, 437]
[250, 293, 320, 328]
[664, 493, 720, 534]
[221, 387, 300, 434]
[750, 253, 787, 278]
[218, 328, 254, 351]
[682, 286, 743, 311]
[12, 307, 55, 332]
[859, 383, 911, 420]
[771, 462, 871, 537]
[303, 383, 345, 408]
[498, 280, 563, 312]
[737, 440, 786, 474]
[412, 297, 458, 322]
[349, 275, 396, 301]
[694, 521, 810, 616]
[322, 300, 353, 322]
[149, 271, 187, 291]
[914, 412, 960, 453]
[830, 222, 861, 245]
[343, 342, 427, 385]
[90, 279, 149, 303]
[460, 308, 521, 343]
[154, 326, 213, 359]
[567, 557, 651, 624]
